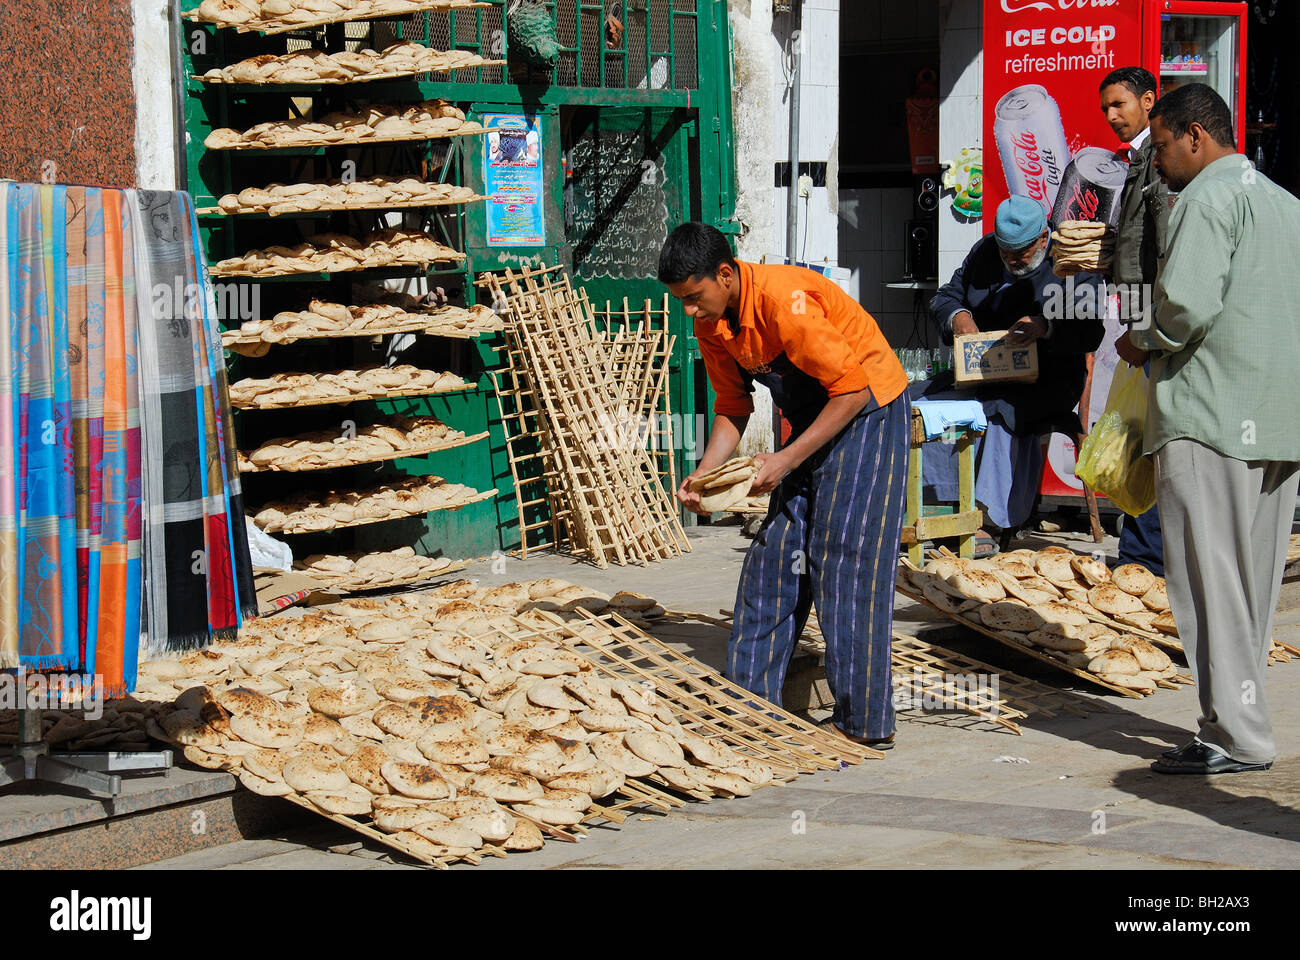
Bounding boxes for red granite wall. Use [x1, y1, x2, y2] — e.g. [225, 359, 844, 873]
[0, 0, 139, 187]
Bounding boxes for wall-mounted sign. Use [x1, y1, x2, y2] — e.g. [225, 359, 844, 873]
[484, 113, 545, 247]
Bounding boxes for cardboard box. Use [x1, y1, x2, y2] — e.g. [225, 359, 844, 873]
[953, 331, 1039, 385]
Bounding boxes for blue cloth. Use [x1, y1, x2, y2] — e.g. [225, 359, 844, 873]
[995, 195, 1047, 250]
[914, 398, 987, 441]
[1118, 504, 1165, 577]
[921, 412, 1043, 530]
[911, 380, 1044, 530]
[729, 394, 911, 740]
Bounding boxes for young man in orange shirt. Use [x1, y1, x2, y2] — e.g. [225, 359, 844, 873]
[659, 223, 910, 748]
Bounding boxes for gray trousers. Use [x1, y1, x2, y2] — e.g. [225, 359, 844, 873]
[1155, 439, 1300, 764]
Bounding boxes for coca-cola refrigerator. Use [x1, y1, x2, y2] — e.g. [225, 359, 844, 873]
[979, 0, 1248, 504]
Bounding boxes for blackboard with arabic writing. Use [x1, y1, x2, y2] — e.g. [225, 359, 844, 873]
[565, 127, 670, 280]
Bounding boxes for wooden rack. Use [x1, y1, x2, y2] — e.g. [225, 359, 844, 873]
[240, 430, 488, 473]
[199, 194, 486, 217]
[184, 0, 491, 35]
[205, 124, 486, 151]
[259, 489, 495, 535]
[482, 265, 688, 568]
[230, 381, 474, 411]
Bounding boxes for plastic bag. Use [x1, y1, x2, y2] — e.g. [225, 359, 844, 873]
[1074, 362, 1156, 516]
[246, 523, 292, 572]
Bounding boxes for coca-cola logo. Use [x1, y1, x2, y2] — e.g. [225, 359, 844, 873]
[1001, 0, 1117, 13]
[1011, 132, 1048, 201]
[1064, 182, 1101, 220]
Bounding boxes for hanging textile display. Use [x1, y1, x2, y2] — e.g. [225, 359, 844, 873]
[0, 182, 254, 694]
[133, 190, 255, 662]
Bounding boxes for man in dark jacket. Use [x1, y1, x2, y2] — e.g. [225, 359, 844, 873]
[922, 196, 1105, 538]
[1101, 66, 1169, 575]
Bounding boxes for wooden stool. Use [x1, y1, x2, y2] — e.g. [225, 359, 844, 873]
[902, 405, 984, 565]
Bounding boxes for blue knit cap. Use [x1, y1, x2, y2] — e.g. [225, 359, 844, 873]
[994, 195, 1047, 250]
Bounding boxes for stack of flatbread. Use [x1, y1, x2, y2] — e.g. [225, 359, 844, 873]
[253, 476, 491, 534]
[229, 364, 467, 409]
[901, 546, 1185, 694]
[238, 415, 474, 473]
[688, 457, 759, 513]
[1050, 220, 1114, 277]
[297, 546, 459, 590]
[211, 229, 463, 278]
[190, 0, 484, 32]
[204, 100, 481, 150]
[726, 495, 771, 515]
[223, 299, 503, 354]
[137, 576, 774, 860]
[200, 43, 498, 85]
[213, 177, 479, 216]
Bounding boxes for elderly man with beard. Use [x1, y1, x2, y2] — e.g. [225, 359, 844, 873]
[921, 196, 1105, 551]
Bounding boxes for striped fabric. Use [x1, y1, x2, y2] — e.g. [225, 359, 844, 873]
[0, 183, 254, 691]
[729, 393, 911, 740]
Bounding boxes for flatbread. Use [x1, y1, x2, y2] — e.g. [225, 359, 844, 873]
[689, 457, 757, 490]
[1112, 563, 1156, 596]
[1089, 583, 1145, 615]
[1140, 581, 1170, 612]
[978, 601, 1044, 633]
[698, 476, 754, 514]
[1087, 649, 1141, 676]
[1070, 554, 1111, 587]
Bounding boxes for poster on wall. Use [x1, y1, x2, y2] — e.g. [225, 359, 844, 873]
[483, 113, 545, 247]
[982, 0, 1143, 233]
[983, 0, 1144, 498]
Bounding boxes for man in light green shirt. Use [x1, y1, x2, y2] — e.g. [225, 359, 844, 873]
[1117, 84, 1300, 775]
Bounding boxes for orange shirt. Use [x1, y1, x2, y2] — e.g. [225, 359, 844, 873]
[696, 260, 908, 418]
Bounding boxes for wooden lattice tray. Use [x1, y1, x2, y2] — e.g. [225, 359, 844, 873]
[184, 0, 491, 36]
[239, 430, 488, 474]
[231, 381, 474, 411]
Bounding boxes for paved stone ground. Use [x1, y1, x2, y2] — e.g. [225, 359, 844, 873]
[138, 522, 1300, 871]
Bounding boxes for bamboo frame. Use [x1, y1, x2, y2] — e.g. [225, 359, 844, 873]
[183, 0, 491, 35]
[205, 123, 487, 151]
[675, 607, 1112, 733]
[297, 560, 469, 594]
[231, 381, 474, 411]
[196, 60, 505, 86]
[198, 194, 486, 217]
[223, 315, 503, 349]
[479, 266, 688, 568]
[261, 488, 495, 535]
[507, 608, 882, 769]
[240, 430, 488, 474]
[892, 572, 1193, 699]
[210, 250, 465, 279]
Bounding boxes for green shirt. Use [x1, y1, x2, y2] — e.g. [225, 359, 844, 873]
[1132, 153, 1300, 462]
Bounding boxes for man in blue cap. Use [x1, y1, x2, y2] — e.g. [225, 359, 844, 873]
[920, 196, 1106, 549]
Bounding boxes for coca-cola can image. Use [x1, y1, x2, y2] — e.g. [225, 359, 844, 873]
[1049, 147, 1128, 228]
[994, 84, 1072, 219]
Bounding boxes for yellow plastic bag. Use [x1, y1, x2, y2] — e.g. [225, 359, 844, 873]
[1074, 363, 1156, 517]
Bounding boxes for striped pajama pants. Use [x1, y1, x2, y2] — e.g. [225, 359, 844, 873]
[728, 393, 910, 739]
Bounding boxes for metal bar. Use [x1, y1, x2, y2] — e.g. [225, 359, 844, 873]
[573, 1, 583, 87]
[785, 0, 802, 259]
[644, 1, 652, 89]
[667, 0, 675, 90]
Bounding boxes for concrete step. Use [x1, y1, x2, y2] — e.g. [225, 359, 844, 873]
[0, 768, 315, 869]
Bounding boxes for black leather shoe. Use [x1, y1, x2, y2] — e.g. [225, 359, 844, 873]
[1161, 739, 1199, 759]
[1151, 741, 1272, 775]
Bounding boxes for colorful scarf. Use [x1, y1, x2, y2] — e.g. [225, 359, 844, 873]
[1, 184, 79, 670]
[0, 183, 252, 690]
[132, 190, 254, 660]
